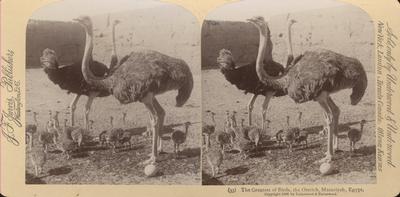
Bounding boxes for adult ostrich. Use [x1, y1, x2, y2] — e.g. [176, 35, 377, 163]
[74, 16, 193, 164]
[248, 16, 367, 163]
[40, 19, 123, 130]
[216, 17, 299, 130]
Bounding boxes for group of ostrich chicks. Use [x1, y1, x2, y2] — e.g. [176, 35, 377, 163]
[203, 110, 367, 177]
[26, 110, 193, 177]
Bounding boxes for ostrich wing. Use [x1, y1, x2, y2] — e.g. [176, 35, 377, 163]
[44, 60, 110, 96]
[109, 50, 191, 103]
[287, 49, 364, 103]
[108, 54, 130, 75]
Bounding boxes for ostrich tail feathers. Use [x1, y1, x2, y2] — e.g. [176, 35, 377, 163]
[350, 67, 368, 105]
[176, 75, 193, 107]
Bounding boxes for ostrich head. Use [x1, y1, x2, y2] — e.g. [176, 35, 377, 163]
[360, 119, 366, 127]
[46, 120, 55, 129]
[40, 48, 59, 69]
[73, 15, 93, 34]
[247, 16, 268, 34]
[288, 18, 297, 27]
[286, 14, 297, 27]
[113, 19, 121, 26]
[184, 121, 191, 127]
[217, 49, 235, 70]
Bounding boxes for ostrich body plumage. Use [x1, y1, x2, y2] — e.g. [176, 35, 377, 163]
[172, 131, 186, 145]
[99, 50, 194, 106]
[284, 49, 367, 104]
[42, 57, 110, 97]
[219, 54, 286, 97]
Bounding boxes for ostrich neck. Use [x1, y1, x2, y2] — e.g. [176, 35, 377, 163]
[298, 113, 302, 128]
[110, 119, 114, 129]
[112, 24, 117, 57]
[81, 29, 112, 90]
[184, 125, 189, 136]
[255, 26, 289, 90]
[287, 24, 293, 59]
[286, 118, 290, 127]
[33, 114, 38, 125]
[29, 133, 34, 148]
[211, 115, 216, 125]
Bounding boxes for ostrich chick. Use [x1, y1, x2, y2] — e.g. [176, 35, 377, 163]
[216, 132, 231, 151]
[294, 111, 308, 148]
[275, 130, 284, 146]
[231, 134, 252, 159]
[348, 120, 366, 152]
[282, 116, 298, 152]
[248, 127, 262, 148]
[205, 146, 224, 177]
[171, 122, 191, 155]
[57, 119, 78, 159]
[202, 110, 216, 149]
[295, 130, 308, 148]
[46, 119, 60, 143]
[108, 116, 124, 153]
[99, 130, 109, 147]
[26, 111, 39, 150]
[70, 127, 84, 148]
[52, 111, 60, 129]
[28, 135, 47, 176]
[225, 111, 237, 143]
[39, 121, 58, 152]
[118, 131, 135, 149]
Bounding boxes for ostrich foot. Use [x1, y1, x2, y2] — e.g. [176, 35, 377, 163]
[142, 156, 157, 165]
[334, 149, 343, 153]
[316, 154, 332, 164]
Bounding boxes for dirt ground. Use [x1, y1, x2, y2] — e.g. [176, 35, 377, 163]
[25, 69, 201, 185]
[201, 69, 376, 185]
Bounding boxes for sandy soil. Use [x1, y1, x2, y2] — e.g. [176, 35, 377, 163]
[201, 69, 376, 185]
[25, 69, 201, 185]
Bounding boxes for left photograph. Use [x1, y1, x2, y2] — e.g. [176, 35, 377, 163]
[25, 0, 201, 184]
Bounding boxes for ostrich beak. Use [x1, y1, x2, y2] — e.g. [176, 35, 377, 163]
[246, 18, 255, 23]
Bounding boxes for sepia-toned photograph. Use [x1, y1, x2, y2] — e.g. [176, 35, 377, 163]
[201, 0, 376, 185]
[25, 0, 201, 185]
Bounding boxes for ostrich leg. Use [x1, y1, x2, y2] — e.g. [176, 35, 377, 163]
[153, 97, 166, 154]
[142, 93, 162, 164]
[319, 112, 329, 136]
[261, 91, 275, 131]
[84, 92, 99, 131]
[327, 97, 340, 151]
[69, 94, 81, 126]
[247, 94, 258, 126]
[316, 91, 339, 163]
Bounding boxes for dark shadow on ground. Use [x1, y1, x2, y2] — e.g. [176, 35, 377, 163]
[48, 166, 73, 176]
[225, 165, 249, 176]
[25, 172, 46, 184]
[179, 147, 201, 158]
[304, 119, 375, 135]
[202, 171, 225, 185]
[124, 122, 202, 136]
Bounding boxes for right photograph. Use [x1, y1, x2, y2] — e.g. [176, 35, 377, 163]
[201, 0, 376, 185]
